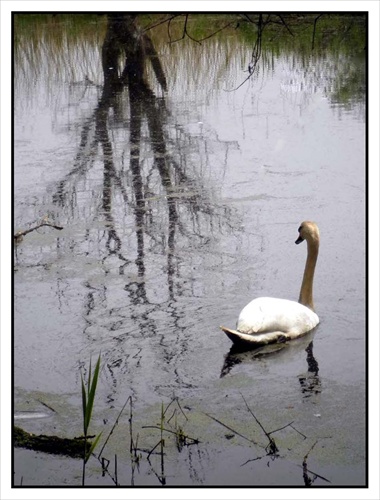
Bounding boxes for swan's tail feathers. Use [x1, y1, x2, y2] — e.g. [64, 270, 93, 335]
[220, 326, 240, 337]
[220, 325, 288, 347]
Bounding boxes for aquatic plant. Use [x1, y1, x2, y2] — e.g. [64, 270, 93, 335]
[81, 354, 102, 485]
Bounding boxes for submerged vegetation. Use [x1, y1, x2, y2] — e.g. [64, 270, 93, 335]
[14, 350, 329, 486]
[14, 388, 331, 486]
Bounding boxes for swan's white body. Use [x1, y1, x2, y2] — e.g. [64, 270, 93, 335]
[220, 221, 320, 347]
[221, 297, 319, 346]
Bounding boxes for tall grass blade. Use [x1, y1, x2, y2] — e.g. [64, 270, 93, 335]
[84, 354, 101, 432]
[87, 358, 92, 395]
[81, 353, 102, 485]
[81, 375, 87, 433]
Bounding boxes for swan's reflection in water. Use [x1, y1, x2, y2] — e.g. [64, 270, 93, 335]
[220, 331, 321, 399]
[298, 340, 321, 398]
[220, 342, 288, 378]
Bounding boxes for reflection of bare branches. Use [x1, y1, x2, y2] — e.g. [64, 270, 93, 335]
[278, 14, 295, 36]
[168, 14, 200, 45]
[167, 14, 238, 45]
[48, 13, 241, 347]
[53, 115, 98, 209]
[142, 14, 180, 34]
[226, 14, 265, 91]
[226, 13, 295, 91]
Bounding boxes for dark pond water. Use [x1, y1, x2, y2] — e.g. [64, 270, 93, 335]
[13, 14, 366, 490]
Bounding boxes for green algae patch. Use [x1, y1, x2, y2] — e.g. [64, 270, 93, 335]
[14, 426, 91, 459]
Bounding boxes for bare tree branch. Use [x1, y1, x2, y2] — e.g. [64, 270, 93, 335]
[278, 14, 295, 36]
[142, 14, 180, 34]
[193, 19, 238, 43]
[312, 14, 324, 50]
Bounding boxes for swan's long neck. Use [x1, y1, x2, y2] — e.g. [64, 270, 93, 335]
[298, 236, 319, 311]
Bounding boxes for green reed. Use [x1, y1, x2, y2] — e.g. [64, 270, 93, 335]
[81, 354, 102, 485]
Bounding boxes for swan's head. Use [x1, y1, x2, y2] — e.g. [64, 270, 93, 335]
[295, 221, 319, 245]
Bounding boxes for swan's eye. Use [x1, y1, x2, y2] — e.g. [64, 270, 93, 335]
[298, 226, 302, 233]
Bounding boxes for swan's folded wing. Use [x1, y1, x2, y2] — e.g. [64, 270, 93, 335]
[236, 297, 319, 335]
[220, 326, 288, 346]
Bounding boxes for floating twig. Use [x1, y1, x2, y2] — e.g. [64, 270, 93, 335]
[97, 395, 131, 459]
[241, 455, 264, 467]
[37, 399, 57, 414]
[203, 411, 261, 447]
[268, 420, 295, 436]
[301, 440, 331, 485]
[14, 222, 63, 241]
[302, 464, 331, 484]
[289, 423, 308, 440]
[164, 396, 189, 422]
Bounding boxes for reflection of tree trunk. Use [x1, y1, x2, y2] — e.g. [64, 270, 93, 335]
[52, 12, 233, 312]
[127, 77, 178, 302]
[102, 14, 131, 90]
[96, 13, 172, 305]
[101, 13, 171, 302]
[103, 13, 167, 93]
[97, 105, 123, 256]
[128, 82, 147, 302]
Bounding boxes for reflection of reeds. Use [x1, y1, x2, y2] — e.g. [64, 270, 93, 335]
[12, 16, 106, 87]
[14, 13, 366, 107]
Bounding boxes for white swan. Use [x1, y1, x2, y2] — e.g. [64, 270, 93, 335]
[220, 221, 320, 347]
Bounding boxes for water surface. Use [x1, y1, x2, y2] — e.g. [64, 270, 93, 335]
[13, 14, 366, 488]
